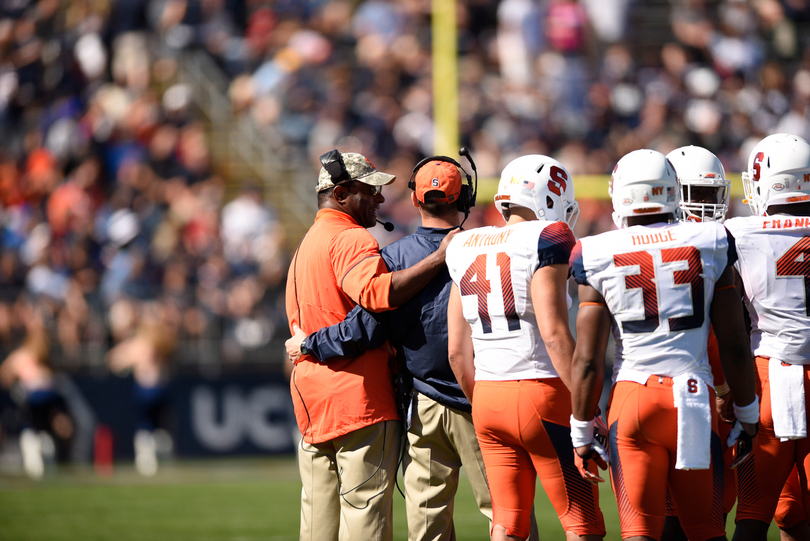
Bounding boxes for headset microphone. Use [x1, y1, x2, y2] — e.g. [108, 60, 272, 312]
[376, 219, 394, 232]
[458, 147, 478, 211]
[459, 147, 476, 171]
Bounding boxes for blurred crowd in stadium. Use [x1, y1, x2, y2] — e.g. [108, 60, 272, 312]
[0, 0, 291, 371]
[0, 0, 810, 472]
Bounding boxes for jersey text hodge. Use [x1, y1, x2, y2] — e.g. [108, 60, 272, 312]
[630, 230, 677, 246]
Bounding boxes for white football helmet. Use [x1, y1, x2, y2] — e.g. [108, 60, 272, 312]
[742, 133, 810, 216]
[495, 155, 579, 227]
[666, 146, 729, 222]
[610, 149, 679, 229]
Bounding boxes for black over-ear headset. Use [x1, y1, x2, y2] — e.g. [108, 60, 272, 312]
[319, 149, 352, 184]
[408, 147, 478, 219]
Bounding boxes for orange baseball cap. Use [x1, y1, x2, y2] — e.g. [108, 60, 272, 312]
[414, 160, 462, 204]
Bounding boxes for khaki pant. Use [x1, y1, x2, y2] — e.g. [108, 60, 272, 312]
[299, 420, 401, 541]
[402, 392, 492, 541]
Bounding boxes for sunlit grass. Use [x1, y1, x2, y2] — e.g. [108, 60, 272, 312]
[0, 456, 780, 541]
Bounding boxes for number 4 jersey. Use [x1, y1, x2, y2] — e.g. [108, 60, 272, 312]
[570, 221, 735, 386]
[446, 220, 575, 381]
[724, 215, 810, 364]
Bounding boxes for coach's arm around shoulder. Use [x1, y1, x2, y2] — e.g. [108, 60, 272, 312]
[388, 228, 460, 307]
[447, 283, 475, 403]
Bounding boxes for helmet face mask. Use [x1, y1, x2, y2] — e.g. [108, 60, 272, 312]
[495, 155, 579, 228]
[743, 134, 810, 216]
[666, 146, 729, 223]
[680, 184, 728, 222]
[610, 149, 680, 229]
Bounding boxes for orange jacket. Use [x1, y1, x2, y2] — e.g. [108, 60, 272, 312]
[286, 209, 399, 443]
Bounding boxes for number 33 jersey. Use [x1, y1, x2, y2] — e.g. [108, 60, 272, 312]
[570, 221, 735, 385]
[447, 220, 576, 381]
[725, 216, 810, 364]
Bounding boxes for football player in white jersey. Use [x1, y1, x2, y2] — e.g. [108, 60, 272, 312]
[569, 149, 758, 541]
[725, 133, 810, 541]
[667, 145, 730, 224]
[446, 155, 605, 541]
[665, 146, 740, 537]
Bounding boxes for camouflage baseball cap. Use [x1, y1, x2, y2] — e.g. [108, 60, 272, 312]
[317, 152, 396, 192]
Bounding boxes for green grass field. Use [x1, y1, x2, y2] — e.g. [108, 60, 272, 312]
[0, 456, 780, 540]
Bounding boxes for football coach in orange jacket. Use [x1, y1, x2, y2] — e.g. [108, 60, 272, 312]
[286, 150, 457, 541]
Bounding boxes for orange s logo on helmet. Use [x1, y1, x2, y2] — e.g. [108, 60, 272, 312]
[547, 166, 568, 196]
[752, 152, 764, 182]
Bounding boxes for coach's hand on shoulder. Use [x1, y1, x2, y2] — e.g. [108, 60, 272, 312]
[435, 228, 461, 261]
[574, 442, 608, 485]
[286, 325, 307, 364]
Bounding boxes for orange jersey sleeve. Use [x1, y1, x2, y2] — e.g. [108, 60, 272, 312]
[331, 227, 394, 312]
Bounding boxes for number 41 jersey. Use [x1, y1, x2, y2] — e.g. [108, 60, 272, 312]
[724, 215, 810, 364]
[570, 221, 736, 386]
[446, 220, 575, 382]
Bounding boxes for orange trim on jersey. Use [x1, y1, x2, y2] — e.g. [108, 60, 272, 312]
[579, 301, 607, 307]
[714, 284, 736, 292]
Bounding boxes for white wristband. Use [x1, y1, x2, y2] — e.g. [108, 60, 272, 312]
[570, 415, 595, 448]
[733, 396, 760, 424]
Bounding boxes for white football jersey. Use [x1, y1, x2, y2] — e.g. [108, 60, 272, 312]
[570, 221, 735, 385]
[447, 220, 576, 381]
[725, 215, 810, 364]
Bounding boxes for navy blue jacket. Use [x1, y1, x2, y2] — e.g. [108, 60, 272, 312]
[304, 226, 470, 412]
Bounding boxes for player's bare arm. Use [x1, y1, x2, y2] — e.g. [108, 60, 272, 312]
[531, 263, 576, 389]
[710, 265, 758, 437]
[712, 267, 748, 423]
[447, 283, 475, 403]
[570, 285, 610, 429]
[570, 283, 611, 483]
